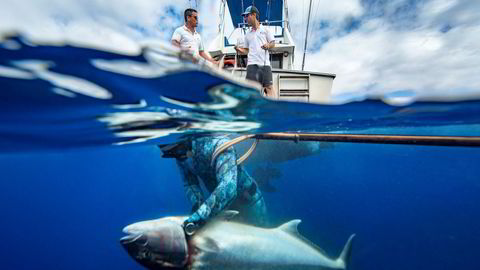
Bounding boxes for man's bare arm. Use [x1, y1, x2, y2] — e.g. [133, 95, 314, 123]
[199, 51, 219, 65]
[261, 41, 275, 50]
[234, 46, 249, 55]
[268, 40, 275, 49]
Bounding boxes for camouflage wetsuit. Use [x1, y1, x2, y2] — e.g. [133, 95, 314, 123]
[177, 135, 267, 227]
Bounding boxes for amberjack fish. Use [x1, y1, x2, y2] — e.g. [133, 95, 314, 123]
[120, 211, 355, 270]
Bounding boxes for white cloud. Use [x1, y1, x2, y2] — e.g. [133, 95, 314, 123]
[300, 0, 480, 100]
[287, 0, 364, 61]
[420, 0, 480, 27]
[288, 0, 364, 23]
[0, 0, 193, 53]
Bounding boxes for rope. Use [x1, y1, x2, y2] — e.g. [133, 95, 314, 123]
[211, 135, 255, 166]
[237, 139, 259, 165]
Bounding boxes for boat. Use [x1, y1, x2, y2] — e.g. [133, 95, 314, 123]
[207, 0, 335, 103]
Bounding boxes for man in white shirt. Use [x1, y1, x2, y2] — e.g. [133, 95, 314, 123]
[172, 8, 218, 65]
[234, 6, 276, 98]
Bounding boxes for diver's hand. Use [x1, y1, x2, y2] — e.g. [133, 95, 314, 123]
[183, 222, 198, 236]
[183, 213, 204, 236]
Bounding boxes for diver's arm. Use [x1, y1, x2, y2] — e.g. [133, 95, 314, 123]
[185, 146, 238, 225]
[177, 159, 204, 211]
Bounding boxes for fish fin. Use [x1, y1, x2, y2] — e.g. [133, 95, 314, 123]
[336, 234, 355, 269]
[277, 220, 329, 254]
[277, 219, 302, 235]
[214, 210, 239, 221]
[197, 237, 221, 253]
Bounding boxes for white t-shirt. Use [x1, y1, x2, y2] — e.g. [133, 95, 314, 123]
[172, 25, 204, 57]
[244, 24, 275, 66]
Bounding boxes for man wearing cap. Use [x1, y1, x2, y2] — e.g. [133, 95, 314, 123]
[234, 6, 276, 98]
[172, 8, 218, 65]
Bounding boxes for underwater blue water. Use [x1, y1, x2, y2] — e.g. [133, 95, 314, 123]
[0, 36, 479, 269]
[1, 143, 479, 270]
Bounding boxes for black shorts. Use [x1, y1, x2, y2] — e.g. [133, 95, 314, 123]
[246, 65, 273, 87]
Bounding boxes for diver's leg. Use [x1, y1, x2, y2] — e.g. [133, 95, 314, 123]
[237, 167, 269, 227]
[247, 194, 268, 227]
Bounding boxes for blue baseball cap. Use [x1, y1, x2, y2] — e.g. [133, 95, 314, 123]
[241, 5, 259, 17]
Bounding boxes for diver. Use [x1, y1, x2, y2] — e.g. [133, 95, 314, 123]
[159, 135, 268, 234]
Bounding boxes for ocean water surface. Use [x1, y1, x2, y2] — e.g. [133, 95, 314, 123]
[0, 36, 479, 270]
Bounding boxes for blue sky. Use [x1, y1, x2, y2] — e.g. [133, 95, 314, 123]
[0, 0, 479, 101]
